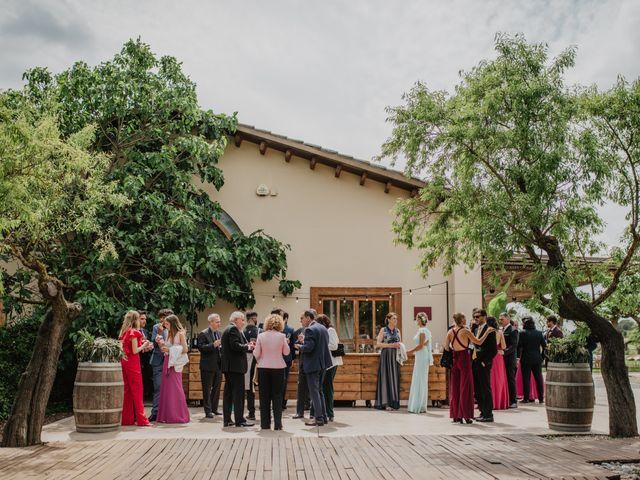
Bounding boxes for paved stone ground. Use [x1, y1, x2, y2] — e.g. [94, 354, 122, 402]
[40, 374, 640, 442]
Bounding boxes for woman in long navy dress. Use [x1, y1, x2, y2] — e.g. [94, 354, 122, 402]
[375, 312, 401, 410]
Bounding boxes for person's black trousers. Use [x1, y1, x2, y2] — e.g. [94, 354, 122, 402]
[505, 356, 518, 405]
[258, 368, 285, 429]
[140, 353, 153, 400]
[473, 360, 493, 419]
[295, 369, 310, 416]
[223, 372, 246, 425]
[200, 368, 222, 414]
[521, 362, 544, 402]
[246, 357, 257, 416]
[306, 370, 327, 423]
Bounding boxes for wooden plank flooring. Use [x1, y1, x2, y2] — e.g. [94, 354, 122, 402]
[0, 435, 638, 480]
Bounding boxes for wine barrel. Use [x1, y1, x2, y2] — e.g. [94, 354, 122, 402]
[545, 362, 594, 432]
[73, 362, 124, 433]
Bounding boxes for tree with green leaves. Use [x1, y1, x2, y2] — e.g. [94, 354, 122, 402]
[380, 34, 638, 437]
[1, 40, 299, 447]
[0, 92, 128, 447]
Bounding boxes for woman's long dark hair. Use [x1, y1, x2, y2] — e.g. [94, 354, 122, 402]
[486, 316, 498, 329]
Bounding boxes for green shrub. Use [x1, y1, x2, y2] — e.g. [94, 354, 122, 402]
[0, 314, 42, 420]
[547, 335, 590, 364]
[75, 329, 123, 363]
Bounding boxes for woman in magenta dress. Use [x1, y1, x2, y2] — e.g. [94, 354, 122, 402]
[444, 313, 493, 424]
[156, 314, 190, 424]
[119, 310, 151, 426]
[488, 317, 509, 410]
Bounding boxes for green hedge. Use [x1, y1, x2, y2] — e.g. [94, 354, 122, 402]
[0, 313, 76, 421]
[0, 315, 42, 420]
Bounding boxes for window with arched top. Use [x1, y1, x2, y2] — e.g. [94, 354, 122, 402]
[212, 209, 243, 239]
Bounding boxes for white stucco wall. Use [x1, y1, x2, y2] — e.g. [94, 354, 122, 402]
[194, 140, 481, 345]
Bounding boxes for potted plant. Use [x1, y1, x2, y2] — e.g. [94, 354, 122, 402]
[545, 333, 594, 432]
[73, 330, 125, 433]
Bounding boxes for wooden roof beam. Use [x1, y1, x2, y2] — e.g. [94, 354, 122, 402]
[335, 165, 343, 178]
[284, 149, 292, 162]
[360, 172, 367, 186]
[259, 141, 267, 155]
[310, 157, 317, 170]
[384, 181, 392, 194]
[234, 134, 242, 147]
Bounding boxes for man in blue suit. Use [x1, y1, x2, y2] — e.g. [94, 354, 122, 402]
[148, 308, 172, 422]
[296, 310, 332, 427]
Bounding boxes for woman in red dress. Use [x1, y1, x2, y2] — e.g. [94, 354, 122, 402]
[488, 317, 510, 410]
[119, 310, 152, 426]
[444, 313, 493, 424]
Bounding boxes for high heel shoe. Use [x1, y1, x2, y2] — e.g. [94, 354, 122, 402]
[465, 418, 473, 424]
[452, 418, 461, 423]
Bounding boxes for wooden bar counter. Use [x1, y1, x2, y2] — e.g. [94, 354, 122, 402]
[183, 352, 447, 405]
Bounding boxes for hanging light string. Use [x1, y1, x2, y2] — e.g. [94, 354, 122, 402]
[223, 280, 450, 302]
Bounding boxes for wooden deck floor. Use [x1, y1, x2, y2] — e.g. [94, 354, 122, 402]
[0, 434, 638, 480]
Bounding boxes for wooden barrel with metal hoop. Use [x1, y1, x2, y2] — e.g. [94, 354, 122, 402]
[73, 362, 124, 433]
[545, 362, 594, 432]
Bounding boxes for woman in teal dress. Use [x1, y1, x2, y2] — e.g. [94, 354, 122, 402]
[407, 312, 433, 413]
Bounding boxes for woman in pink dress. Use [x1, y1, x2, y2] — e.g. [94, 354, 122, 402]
[488, 317, 509, 410]
[156, 314, 190, 424]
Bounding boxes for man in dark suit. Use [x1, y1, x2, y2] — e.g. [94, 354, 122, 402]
[148, 308, 171, 422]
[544, 315, 564, 341]
[137, 310, 153, 400]
[197, 313, 223, 418]
[518, 316, 546, 403]
[472, 309, 497, 422]
[500, 312, 519, 408]
[221, 311, 255, 427]
[292, 310, 313, 419]
[296, 309, 332, 427]
[243, 311, 259, 421]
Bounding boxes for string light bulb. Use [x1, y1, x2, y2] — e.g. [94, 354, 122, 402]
[428, 285, 432, 292]
[409, 289, 413, 296]
[295, 297, 299, 303]
[272, 295, 275, 302]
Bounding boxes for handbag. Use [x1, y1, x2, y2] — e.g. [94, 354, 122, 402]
[331, 343, 346, 357]
[440, 349, 453, 369]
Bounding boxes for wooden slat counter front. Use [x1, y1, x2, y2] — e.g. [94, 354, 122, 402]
[183, 352, 447, 404]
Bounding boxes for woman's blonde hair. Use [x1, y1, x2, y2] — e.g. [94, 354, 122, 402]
[416, 312, 429, 326]
[264, 314, 284, 332]
[119, 310, 140, 337]
[164, 314, 185, 341]
[453, 312, 466, 327]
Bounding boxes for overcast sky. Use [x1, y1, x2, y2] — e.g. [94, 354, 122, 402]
[2, 0, 638, 245]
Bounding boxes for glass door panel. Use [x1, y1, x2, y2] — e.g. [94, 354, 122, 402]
[375, 300, 390, 334]
[339, 300, 355, 352]
[358, 300, 374, 352]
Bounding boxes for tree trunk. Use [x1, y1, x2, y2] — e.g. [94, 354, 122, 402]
[558, 291, 638, 437]
[537, 234, 638, 437]
[1, 277, 80, 448]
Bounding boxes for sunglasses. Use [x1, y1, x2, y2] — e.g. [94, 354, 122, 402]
[473, 315, 481, 319]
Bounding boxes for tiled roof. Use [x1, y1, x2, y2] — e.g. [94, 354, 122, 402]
[233, 124, 425, 193]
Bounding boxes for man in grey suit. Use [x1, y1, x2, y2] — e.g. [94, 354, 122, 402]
[148, 308, 172, 422]
[197, 313, 223, 418]
[296, 310, 332, 427]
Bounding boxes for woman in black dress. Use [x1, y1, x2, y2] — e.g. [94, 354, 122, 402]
[375, 312, 401, 410]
